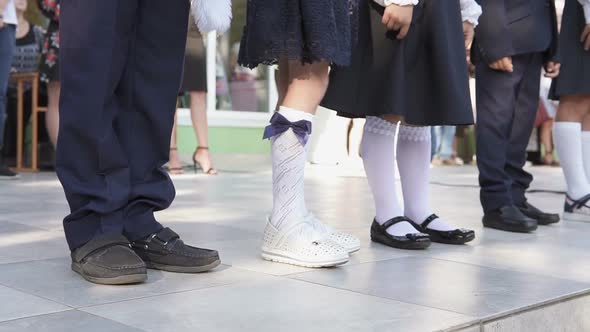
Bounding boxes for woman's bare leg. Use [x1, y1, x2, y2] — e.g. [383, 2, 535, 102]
[189, 91, 216, 174]
[46, 81, 60, 147]
[167, 109, 184, 174]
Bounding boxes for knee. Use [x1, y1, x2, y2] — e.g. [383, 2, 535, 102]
[557, 95, 590, 121]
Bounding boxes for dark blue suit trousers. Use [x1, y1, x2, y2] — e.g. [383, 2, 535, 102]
[57, 0, 190, 250]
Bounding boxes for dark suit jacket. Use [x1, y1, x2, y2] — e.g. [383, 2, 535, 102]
[472, 0, 559, 65]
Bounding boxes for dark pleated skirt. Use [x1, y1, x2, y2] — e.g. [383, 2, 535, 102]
[322, 0, 474, 126]
[237, 0, 359, 68]
[180, 23, 207, 93]
[549, 0, 590, 99]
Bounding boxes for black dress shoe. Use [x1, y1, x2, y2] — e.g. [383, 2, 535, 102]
[370, 217, 431, 250]
[518, 202, 560, 225]
[71, 234, 147, 285]
[483, 205, 538, 233]
[132, 227, 221, 273]
[417, 214, 475, 245]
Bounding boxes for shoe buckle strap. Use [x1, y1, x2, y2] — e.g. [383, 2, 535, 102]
[381, 216, 414, 231]
[73, 234, 130, 263]
[153, 227, 180, 245]
[420, 214, 439, 230]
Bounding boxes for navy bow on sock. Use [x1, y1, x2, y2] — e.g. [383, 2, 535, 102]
[262, 112, 312, 146]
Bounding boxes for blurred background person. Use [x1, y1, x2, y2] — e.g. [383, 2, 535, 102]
[168, 22, 216, 175]
[535, 76, 559, 166]
[0, 0, 19, 179]
[432, 126, 464, 166]
[3, 0, 48, 166]
[37, 0, 58, 149]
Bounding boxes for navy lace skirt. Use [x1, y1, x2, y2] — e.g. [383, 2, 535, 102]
[238, 0, 359, 69]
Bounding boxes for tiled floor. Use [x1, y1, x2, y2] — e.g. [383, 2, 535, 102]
[1, 156, 589, 332]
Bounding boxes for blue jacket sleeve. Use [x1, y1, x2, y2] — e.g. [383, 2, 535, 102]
[474, 0, 513, 63]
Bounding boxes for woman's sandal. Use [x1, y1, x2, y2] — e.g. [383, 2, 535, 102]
[370, 217, 431, 250]
[416, 214, 475, 245]
[193, 147, 218, 175]
[166, 147, 185, 175]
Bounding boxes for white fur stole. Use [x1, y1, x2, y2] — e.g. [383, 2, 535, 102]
[191, 0, 233, 34]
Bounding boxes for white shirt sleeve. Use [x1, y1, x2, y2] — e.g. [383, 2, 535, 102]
[460, 0, 482, 27]
[2, 0, 18, 26]
[579, 0, 590, 24]
[373, 0, 419, 7]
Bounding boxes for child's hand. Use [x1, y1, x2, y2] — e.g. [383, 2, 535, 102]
[463, 22, 475, 64]
[382, 5, 413, 40]
[580, 24, 590, 51]
[544, 61, 560, 78]
[489, 57, 513, 72]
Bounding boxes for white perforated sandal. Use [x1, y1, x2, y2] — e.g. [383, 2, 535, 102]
[261, 218, 349, 268]
[305, 212, 361, 254]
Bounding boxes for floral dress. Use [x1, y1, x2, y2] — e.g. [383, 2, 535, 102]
[37, 0, 60, 83]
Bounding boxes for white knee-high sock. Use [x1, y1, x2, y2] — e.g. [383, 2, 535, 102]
[270, 106, 314, 229]
[581, 131, 590, 183]
[554, 122, 590, 200]
[361, 117, 418, 236]
[397, 125, 457, 231]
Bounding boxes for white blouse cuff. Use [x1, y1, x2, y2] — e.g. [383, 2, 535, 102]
[583, 3, 590, 24]
[373, 0, 419, 7]
[460, 0, 482, 27]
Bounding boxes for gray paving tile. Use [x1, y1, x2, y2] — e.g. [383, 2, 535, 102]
[0, 258, 269, 308]
[0, 285, 68, 322]
[0, 310, 143, 332]
[427, 226, 590, 283]
[83, 277, 473, 332]
[0, 222, 68, 264]
[290, 256, 590, 317]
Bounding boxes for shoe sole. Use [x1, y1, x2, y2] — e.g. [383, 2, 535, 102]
[370, 234, 431, 250]
[344, 242, 361, 255]
[563, 212, 590, 223]
[71, 263, 147, 285]
[261, 250, 349, 268]
[428, 232, 476, 245]
[144, 259, 221, 273]
[346, 245, 361, 254]
[482, 220, 537, 233]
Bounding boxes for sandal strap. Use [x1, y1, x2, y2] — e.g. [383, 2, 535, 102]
[73, 234, 130, 263]
[170, 147, 178, 151]
[381, 216, 414, 231]
[420, 214, 439, 230]
[196, 146, 209, 150]
[574, 194, 590, 209]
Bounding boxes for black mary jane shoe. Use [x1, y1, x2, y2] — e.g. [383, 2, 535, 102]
[417, 214, 475, 245]
[370, 217, 431, 250]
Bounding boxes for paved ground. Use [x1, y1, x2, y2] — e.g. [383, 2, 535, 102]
[1, 156, 589, 332]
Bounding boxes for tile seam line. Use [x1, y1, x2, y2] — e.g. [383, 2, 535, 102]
[285, 276, 475, 318]
[0, 280, 76, 310]
[77, 272, 285, 310]
[424, 255, 590, 286]
[0, 309, 71, 326]
[0, 309, 148, 332]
